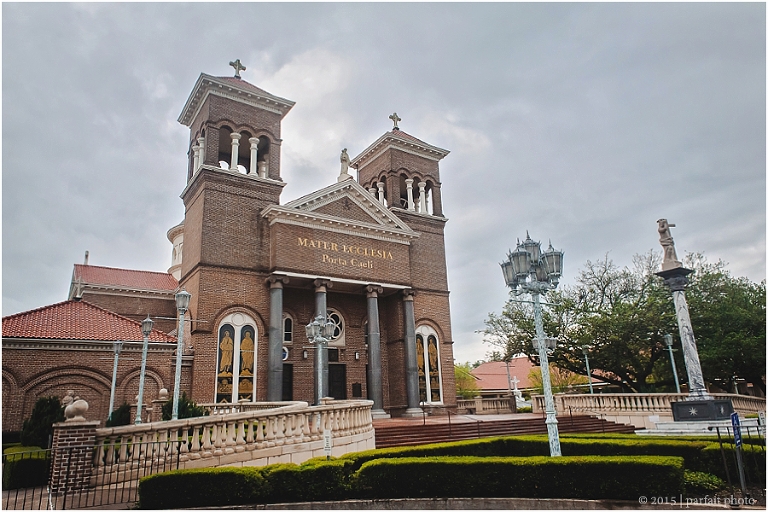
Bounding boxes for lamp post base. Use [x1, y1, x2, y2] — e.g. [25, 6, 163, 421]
[671, 399, 733, 422]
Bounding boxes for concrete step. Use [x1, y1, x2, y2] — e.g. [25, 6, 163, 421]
[373, 415, 635, 448]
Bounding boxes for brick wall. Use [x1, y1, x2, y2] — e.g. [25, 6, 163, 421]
[79, 293, 178, 333]
[1, 342, 175, 432]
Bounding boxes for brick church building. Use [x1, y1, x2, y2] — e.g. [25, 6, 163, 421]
[2, 63, 457, 431]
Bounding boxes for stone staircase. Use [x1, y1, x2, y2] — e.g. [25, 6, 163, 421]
[373, 414, 635, 448]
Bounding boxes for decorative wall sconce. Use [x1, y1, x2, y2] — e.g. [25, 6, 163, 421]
[355, 352, 360, 360]
[302, 349, 308, 359]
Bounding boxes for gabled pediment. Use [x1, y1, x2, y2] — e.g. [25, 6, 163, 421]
[261, 179, 418, 244]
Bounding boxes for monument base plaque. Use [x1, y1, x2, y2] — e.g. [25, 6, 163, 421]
[671, 399, 733, 422]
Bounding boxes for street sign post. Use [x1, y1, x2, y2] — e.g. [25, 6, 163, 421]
[730, 412, 748, 498]
[323, 429, 332, 460]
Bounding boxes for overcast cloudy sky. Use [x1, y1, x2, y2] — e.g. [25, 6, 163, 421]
[3, 3, 765, 363]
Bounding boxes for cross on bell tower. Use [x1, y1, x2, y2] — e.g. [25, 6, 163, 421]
[388, 112, 401, 130]
[229, 59, 246, 79]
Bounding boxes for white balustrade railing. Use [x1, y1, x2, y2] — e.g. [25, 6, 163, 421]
[92, 399, 374, 483]
[532, 392, 765, 417]
[456, 397, 514, 414]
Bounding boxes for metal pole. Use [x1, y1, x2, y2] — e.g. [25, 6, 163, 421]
[172, 309, 186, 420]
[667, 342, 681, 394]
[583, 349, 594, 394]
[108, 341, 122, 419]
[532, 289, 561, 457]
[136, 323, 151, 425]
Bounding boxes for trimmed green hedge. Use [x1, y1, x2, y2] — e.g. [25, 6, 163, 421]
[2, 446, 50, 490]
[261, 459, 354, 503]
[353, 456, 684, 501]
[139, 467, 268, 509]
[138, 454, 684, 508]
[137, 433, 764, 508]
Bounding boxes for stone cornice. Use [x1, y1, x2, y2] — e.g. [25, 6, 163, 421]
[181, 165, 286, 203]
[263, 179, 419, 244]
[351, 132, 450, 168]
[78, 287, 175, 301]
[262, 206, 418, 245]
[178, 74, 295, 126]
[167, 221, 184, 242]
[2, 338, 176, 352]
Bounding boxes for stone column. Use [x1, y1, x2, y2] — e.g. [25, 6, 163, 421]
[192, 143, 200, 173]
[405, 179, 415, 211]
[369, 186, 377, 198]
[258, 160, 268, 178]
[417, 182, 427, 213]
[656, 268, 710, 400]
[431, 182, 443, 217]
[314, 279, 332, 403]
[249, 137, 259, 175]
[267, 276, 289, 401]
[377, 182, 386, 205]
[366, 285, 389, 419]
[197, 136, 206, 167]
[402, 289, 422, 417]
[230, 132, 241, 171]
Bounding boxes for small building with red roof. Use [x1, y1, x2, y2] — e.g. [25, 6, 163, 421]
[2, 300, 177, 432]
[69, 261, 179, 333]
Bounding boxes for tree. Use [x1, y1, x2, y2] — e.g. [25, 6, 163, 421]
[683, 257, 766, 394]
[161, 393, 208, 421]
[481, 251, 766, 394]
[20, 396, 65, 448]
[454, 362, 481, 399]
[106, 402, 131, 427]
[527, 364, 588, 395]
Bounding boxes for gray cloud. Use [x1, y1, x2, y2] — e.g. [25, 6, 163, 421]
[3, 3, 764, 362]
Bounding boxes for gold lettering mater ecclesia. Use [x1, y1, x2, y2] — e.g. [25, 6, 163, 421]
[298, 237, 393, 260]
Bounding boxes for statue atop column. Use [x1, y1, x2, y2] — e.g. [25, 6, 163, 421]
[657, 219, 682, 270]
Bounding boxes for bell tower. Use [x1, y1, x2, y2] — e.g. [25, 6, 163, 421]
[351, 113, 449, 216]
[175, 62, 296, 283]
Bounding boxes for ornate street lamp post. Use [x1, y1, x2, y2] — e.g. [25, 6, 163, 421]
[501, 233, 564, 457]
[172, 289, 191, 421]
[135, 316, 154, 425]
[305, 314, 336, 405]
[664, 334, 681, 394]
[108, 340, 123, 421]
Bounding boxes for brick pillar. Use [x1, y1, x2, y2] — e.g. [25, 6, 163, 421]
[49, 400, 98, 495]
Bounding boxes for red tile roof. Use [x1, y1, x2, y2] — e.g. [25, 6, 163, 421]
[2, 300, 177, 343]
[391, 129, 429, 145]
[73, 264, 178, 292]
[216, 76, 273, 96]
[472, 358, 537, 391]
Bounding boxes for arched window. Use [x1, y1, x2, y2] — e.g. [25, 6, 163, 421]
[283, 314, 293, 344]
[415, 325, 442, 404]
[216, 312, 257, 403]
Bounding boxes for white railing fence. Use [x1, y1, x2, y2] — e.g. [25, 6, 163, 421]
[92, 399, 374, 484]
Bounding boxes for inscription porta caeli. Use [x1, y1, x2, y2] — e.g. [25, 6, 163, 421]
[297, 237, 395, 270]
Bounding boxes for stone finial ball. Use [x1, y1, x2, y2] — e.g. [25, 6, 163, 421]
[64, 399, 89, 422]
[158, 388, 169, 400]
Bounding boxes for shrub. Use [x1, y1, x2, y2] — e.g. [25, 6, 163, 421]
[138, 467, 267, 509]
[20, 397, 64, 449]
[106, 403, 131, 427]
[352, 455, 684, 501]
[2, 446, 50, 490]
[161, 392, 207, 420]
[684, 470, 726, 495]
[517, 406, 532, 413]
[261, 459, 354, 502]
